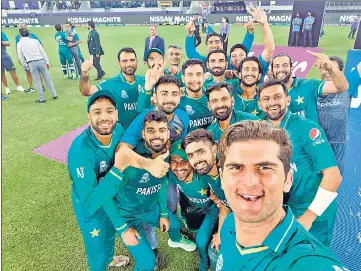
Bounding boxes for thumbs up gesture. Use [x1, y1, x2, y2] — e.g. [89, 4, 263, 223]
[81, 55, 94, 74]
[147, 150, 170, 178]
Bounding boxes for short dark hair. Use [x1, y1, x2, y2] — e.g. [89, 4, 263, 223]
[155, 75, 182, 93]
[205, 82, 233, 99]
[258, 78, 288, 97]
[117, 47, 137, 61]
[230, 44, 249, 56]
[143, 110, 168, 126]
[87, 21, 95, 29]
[206, 32, 222, 44]
[217, 121, 292, 175]
[237, 56, 263, 75]
[206, 49, 227, 63]
[181, 129, 214, 150]
[271, 53, 293, 70]
[182, 59, 205, 75]
[329, 56, 344, 71]
[55, 24, 62, 32]
[19, 28, 29, 37]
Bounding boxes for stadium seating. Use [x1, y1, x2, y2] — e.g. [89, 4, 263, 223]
[211, 1, 247, 14]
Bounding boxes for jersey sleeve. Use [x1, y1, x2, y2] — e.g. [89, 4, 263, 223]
[176, 109, 190, 140]
[185, 35, 206, 61]
[158, 176, 169, 218]
[95, 78, 112, 91]
[1, 32, 9, 42]
[241, 31, 254, 54]
[136, 84, 153, 113]
[289, 256, 349, 271]
[301, 121, 338, 173]
[346, 67, 361, 98]
[68, 149, 125, 216]
[31, 33, 42, 44]
[259, 54, 270, 78]
[121, 110, 149, 148]
[311, 78, 326, 97]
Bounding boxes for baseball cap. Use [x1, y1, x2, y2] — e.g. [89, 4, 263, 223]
[87, 90, 117, 112]
[145, 48, 164, 61]
[170, 140, 188, 161]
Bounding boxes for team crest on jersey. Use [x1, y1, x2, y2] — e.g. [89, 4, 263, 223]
[139, 173, 150, 183]
[185, 105, 195, 115]
[216, 254, 223, 271]
[76, 167, 85, 178]
[99, 161, 108, 173]
[121, 90, 128, 99]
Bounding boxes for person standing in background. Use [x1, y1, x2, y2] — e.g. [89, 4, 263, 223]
[348, 15, 360, 39]
[204, 21, 214, 36]
[87, 21, 105, 80]
[201, 7, 208, 33]
[1, 32, 25, 95]
[193, 14, 202, 48]
[302, 11, 315, 47]
[17, 28, 57, 103]
[70, 22, 85, 62]
[289, 12, 302, 46]
[220, 16, 230, 54]
[64, 23, 82, 77]
[143, 25, 165, 64]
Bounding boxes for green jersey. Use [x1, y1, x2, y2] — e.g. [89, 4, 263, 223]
[203, 76, 239, 92]
[276, 110, 338, 220]
[233, 85, 266, 119]
[206, 174, 229, 208]
[164, 68, 184, 87]
[207, 109, 259, 143]
[289, 77, 325, 123]
[96, 73, 145, 129]
[179, 90, 214, 131]
[67, 124, 125, 217]
[54, 31, 69, 51]
[112, 141, 168, 233]
[169, 171, 213, 211]
[216, 206, 347, 271]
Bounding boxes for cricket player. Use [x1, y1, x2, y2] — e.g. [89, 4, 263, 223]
[216, 120, 348, 271]
[69, 22, 85, 62]
[80, 47, 146, 129]
[233, 56, 266, 119]
[54, 24, 76, 79]
[270, 51, 349, 123]
[15, 24, 43, 93]
[317, 57, 361, 175]
[206, 82, 259, 143]
[170, 139, 219, 271]
[1, 32, 25, 95]
[111, 110, 196, 271]
[164, 44, 185, 87]
[258, 79, 342, 247]
[68, 90, 170, 270]
[64, 23, 82, 77]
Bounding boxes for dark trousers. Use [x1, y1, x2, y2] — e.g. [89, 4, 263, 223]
[348, 28, 357, 38]
[91, 54, 104, 77]
[290, 31, 300, 46]
[303, 30, 313, 47]
[194, 33, 202, 48]
[221, 33, 228, 54]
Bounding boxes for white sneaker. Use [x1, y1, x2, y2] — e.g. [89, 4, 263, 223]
[72, 73, 77, 79]
[5, 87, 11, 94]
[168, 235, 197, 252]
[16, 85, 25, 92]
[64, 74, 68, 79]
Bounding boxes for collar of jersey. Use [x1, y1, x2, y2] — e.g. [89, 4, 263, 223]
[184, 90, 204, 100]
[118, 72, 136, 85]
[88, 127, 114, 148]
[279, 110, 292, 129]
[236, 86, 258, 101]
[290, 77, 301, 90]
[217, 109, 237, 132]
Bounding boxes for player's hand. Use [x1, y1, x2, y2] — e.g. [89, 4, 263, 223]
[302, 29, 304, 33]
[307, 50, 335, 72]
[210, 190, 222, 208]
[296, 211, 316, 231]
[81, 56, 93, 73]
[114, 145, 134, 171]
[159, 218, 170, 233]
[211, 232, 221, 252]
[204, 72, 211, 80]
[121, 228, 141, 246]
[225, 70, 235, 79]
[247, 3, 267, 25]
[185, 21, 195, 33]
[168, 65, 179, 75]
[357, 62, 361, 76]
[145, 60, 165, 90]
[96, 54, 100, 58]
[147, 151, 170, 178]
[244, 18, 255, 34]
[46, 64, 50, 70]
[79, 40, 83, 44]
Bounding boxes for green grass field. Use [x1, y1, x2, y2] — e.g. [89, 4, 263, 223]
[1, 25, 356, 271]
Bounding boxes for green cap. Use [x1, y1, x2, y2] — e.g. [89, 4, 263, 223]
[170, 140, 188, 161]
[87, 90, 117, 112]
[145, 48, 164, 61]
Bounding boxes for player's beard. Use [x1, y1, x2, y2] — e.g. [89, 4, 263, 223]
[146, 138, 166, 153]
[193, 159, 213, 175]
[122, 66, 136, 76]
[158, 102, 177, 114]
[264, 105, 287, 121]
[212, 105, 232, 121]
[91, 120, 116, 136]
[240, 74, 259, 87]
[275, 70, 291, 84]
[186, 81, 203, 93]
[210, 66, 226, 77]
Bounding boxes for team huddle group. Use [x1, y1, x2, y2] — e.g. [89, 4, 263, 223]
[66, 4, 360, 271]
